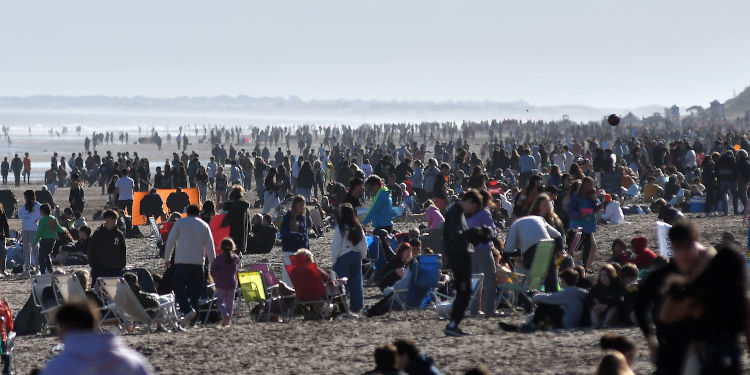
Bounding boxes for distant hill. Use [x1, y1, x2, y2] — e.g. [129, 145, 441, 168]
[725, 85, 750, 119]
[0, 95, 664, 124]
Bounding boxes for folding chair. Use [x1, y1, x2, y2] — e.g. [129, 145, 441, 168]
[389, 254, 442, 312]
[30, 274, 58, 334]
[96, 277, 181, 333]
[496, 239, 555, 311]
[363, 235, 386, 282]
[568, 227, 583, 257]
[147, 217, 163, 256]
[308, 208, 327, 235]
[198, 283, 219, 324]
[435, 273, 485, 319]
[237, 271, 266, 320]
[247, 263, 291, 321]
[284, 255, 349, 321]
[53, 274, 117, 330]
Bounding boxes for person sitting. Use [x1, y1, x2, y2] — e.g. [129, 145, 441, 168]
[599, 194, 626, 224]
[642, 176, 663, 202]
[586, 264, 625, 328]
[618, 263, 639, 325]
[166, 187, 190, 213]
[246, 214, 277, 254]
[40, 301, 155, 375]
[122, 272, 160, 316]
[610, 239, 632, 264]
[499, 269, 587, 332]
[503, 215, 563, 292]
[139, 189, 165, 221]
[393, 339, 441, 375]
[72, 269, 104, 308]
[423, 200, 444, 229]
[630, 236, 656, 269]
[375, 243, 412, 291]
[599, 333, 636, 371]
[651, 198, 685, 225]
[364, 344, 407, 375]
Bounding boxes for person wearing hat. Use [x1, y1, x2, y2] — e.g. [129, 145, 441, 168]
[600, 194, 625, 225]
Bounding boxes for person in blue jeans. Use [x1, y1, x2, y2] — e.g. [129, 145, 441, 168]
[330, 203, 368, 314]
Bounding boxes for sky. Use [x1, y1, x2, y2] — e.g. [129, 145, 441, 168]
[1, 0, 749, 109]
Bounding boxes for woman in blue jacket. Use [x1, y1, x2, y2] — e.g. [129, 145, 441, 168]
[361, 175, 393, 233]
[280, 195, 309, 286]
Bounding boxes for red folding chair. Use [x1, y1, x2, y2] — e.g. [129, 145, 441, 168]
[284, 255, 348, 321]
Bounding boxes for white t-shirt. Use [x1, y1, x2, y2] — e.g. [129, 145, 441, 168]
[115, 176, 135, 200]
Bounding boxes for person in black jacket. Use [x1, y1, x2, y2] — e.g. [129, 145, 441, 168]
[166, 187, 190, 213]
[442, 189, 492, 336]
[393, 339, 441, 375]
[701, 155, 717, 217]
[296, 161, 315, 201]
[0, 204, 8, 276]
[222, 186, 251, 253]
[88, 210, 126, 282]
[139, 189, 165, 221]
[736, 149, 750, 216]
[68, 174, 85, 214]
[716, 151, 739, 215]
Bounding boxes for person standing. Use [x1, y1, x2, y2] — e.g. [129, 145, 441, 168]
[22, 153, 31, 184]
[209, 238, 239, 327]
[68, 173, 85, 214]
[44, 163, 57, 195]
[221, 186, 251, 254]
[18, 190, 41, 275]
[466, 190, 498, 317]
[88, 210, 126, 282]
[331, 203, 368, 314]
[0, 204, 9, 277]
[567, 176, 601, 272]
[0, 157, 8, 186]
[361, 175, 393, 233]
[34, 203, 68, 274]
[10, 154, 22, 187]
[163, 204, 216, 328]
[279, 195, 309, 286]
[443, 189, 487, 336]
[114, 168, 135, 216]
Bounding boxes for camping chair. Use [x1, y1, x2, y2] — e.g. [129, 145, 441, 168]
[435, 273, 485, 319]
[247, 263, 291, 321]
[96, 277, 181, 333]
[30, 274, 58, 334]
[284, 255, 349, 321]
[308, 207, 328, 236]
[389, 254, 442, 312]
[52, 274, 117, 330]
[496, 239, 555, 311]
[197, 282, 219, 325]
[237, 270, 267, 321]
[363, 235, 385, 282]
[568, 227, 583, 257]
[147, 217, 163, 257]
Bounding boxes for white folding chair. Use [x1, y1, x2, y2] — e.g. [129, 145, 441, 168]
[96, 277, 181, 333]
[30, 274, 58, 334]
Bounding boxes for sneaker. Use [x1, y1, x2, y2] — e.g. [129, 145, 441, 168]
[180, 310, 197, 329]
[444, 325, 470, 337]
[339, 311, 359, 319]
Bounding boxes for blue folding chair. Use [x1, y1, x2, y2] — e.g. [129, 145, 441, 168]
[389, 254, 442, 311]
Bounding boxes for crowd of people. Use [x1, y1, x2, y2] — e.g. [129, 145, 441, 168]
[0, 117, 749, 373]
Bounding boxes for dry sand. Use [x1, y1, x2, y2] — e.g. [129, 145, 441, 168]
[1, 137, 749, 374]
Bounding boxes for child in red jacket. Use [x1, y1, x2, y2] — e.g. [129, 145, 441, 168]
[631, 236, 656, 269]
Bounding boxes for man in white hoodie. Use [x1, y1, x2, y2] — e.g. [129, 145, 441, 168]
[40, 301, 154, 375]
[164, 204, 216, 327]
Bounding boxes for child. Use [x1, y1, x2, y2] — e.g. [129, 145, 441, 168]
[423, 200, 445, 229]
[610, 239, 632, 264]
[210, 238, 240, 327]
[586, 264, 625, 328]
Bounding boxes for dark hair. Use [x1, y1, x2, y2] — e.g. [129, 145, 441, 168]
[461, 189, 483, 207]
[23, 190, 36, 212]
[220, 237, 237, 264]
[40, 203, 51, 216]
[560, 269, 579, 286]
[373, 344, 398, 370]
[365, 175, 383, 188]
[348, 178, 364, 191]
[600, 333, 635, 354]
[55, 301, 99, 332]
[79, 225, 91, 236]
[619, 263, 639, 279]
[338, 203, 364, 246]
[186, 204, 200, 216]
[611, 239, 626, 251]
[102, 209, 119, 220]
[668, 219, 698, 248]
[392, 339, 419, 359]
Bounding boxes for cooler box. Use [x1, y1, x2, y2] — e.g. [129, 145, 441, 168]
[689, 198, 705, 213]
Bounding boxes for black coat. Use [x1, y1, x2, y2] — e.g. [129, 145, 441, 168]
[222, 199, 251, 253]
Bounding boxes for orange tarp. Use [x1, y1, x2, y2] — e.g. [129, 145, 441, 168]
[132, 188, 201, 226]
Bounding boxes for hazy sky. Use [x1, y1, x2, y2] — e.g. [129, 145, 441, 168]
[1, 0, 748, 108]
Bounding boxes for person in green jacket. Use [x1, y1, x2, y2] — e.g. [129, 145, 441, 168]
[35, 203, 68, 274]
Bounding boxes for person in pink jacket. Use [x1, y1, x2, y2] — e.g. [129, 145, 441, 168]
[210, 238, 240, 327]
[423, 200, 445, 229]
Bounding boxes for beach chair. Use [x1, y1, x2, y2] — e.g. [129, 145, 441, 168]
[147, 217, 163, 256]
[198, 282, 219, 325]
[96, 277, 181, 333]
[284, 255, 349, 321]
[52, 273, 117, 330]
[496, 239, 555, 311]
[247, 263, 290, 321]
[308, 207, 327, 236]
[363, 235, 386, 282]
[30, 274, 58, 334]
[568, 227, 583, 257]
[389, 254, 442, 312]
[435, 273, 485, 319]
[237, 270, 267, 320]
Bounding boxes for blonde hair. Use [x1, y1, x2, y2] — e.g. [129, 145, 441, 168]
[294, 248, 314, 263]
[528, 193, 562, 228]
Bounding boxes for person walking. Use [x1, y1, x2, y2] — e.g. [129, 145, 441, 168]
[331, 203, 368, 315]
[163, 204, 216, 328]
[10, 154, 22, 187]
[443, 189, 489, 336]
[467, 190, 498, 317]
[18, 190, 41, 275]
[22, 153, 31, 184]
